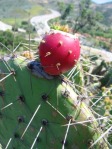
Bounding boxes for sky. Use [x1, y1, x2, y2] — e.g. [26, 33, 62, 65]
[92, 0, 112, 4]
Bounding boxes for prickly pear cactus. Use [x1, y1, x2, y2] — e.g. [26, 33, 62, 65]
[0, 55, 109, 149]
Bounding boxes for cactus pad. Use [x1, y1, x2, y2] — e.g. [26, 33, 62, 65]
[0, 56, 109, 149]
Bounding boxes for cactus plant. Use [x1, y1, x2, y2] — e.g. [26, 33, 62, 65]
[0, 29, 110, 149]
[0, 55, 109, 149]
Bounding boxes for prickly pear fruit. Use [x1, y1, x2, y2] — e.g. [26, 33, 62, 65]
[0, 56, 109, 149]
[39, 30, 80, 75]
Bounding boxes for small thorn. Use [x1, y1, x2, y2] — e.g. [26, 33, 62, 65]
[5, 138, 12, 149]
[74, 59, 77, 63]
[11, 69, 16, 75]
[56, 63, 61, 70]
[66, 115, 73, 121]
[41, 119, 48, 126]
[41, 40, 45, 43]
[45, 52, 51, 57]
[41, 94, 49, 101]
[18, 116, 25, 123]
[68, 50, 72, 54]
[21, 104, 41, 139]
[18, 95, 25, 103]
[59, 41, 63, 46]
[0, 72, 13, 83]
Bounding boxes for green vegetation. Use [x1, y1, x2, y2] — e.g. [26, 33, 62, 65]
[49, 0, 112, 51]
[0, 0, 49, 26]
[56, 0, 103, 32]
[95, 2, 112, 27]
[0, 31, 24, 53]
[2, 5, 48, 26]
[81, 27, 112, 51]
[0, 30, 37, 55]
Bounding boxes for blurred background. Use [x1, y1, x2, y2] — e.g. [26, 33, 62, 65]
[0, 0, 112, 54]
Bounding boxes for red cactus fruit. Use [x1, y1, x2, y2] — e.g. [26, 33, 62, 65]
[38, 30, 80, 75]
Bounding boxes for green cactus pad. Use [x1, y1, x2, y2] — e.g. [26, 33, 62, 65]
[0, 56, 109, 149]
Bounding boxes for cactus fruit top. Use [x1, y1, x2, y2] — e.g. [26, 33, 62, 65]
[39, 30, 80, 75]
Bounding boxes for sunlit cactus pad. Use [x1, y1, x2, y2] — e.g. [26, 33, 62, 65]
[0, 56, 109, 149]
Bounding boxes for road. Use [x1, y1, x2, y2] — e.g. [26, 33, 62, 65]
[30, 9, 61, 41]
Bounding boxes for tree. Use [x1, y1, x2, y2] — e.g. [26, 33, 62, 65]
[58, 0, 103, 33]
[0, 30, 25, 52]
[73, 0, 103, 32]
[57, 2, 66, 13]
[61, 4, 74, 20]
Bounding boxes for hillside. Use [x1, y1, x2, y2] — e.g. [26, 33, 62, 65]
[95, 2, 112, 26]
[36, 0, 112, 27]
[0, 0, 49, 25]
[0, 0, 111, 27]
[0, 0, 31, 18]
